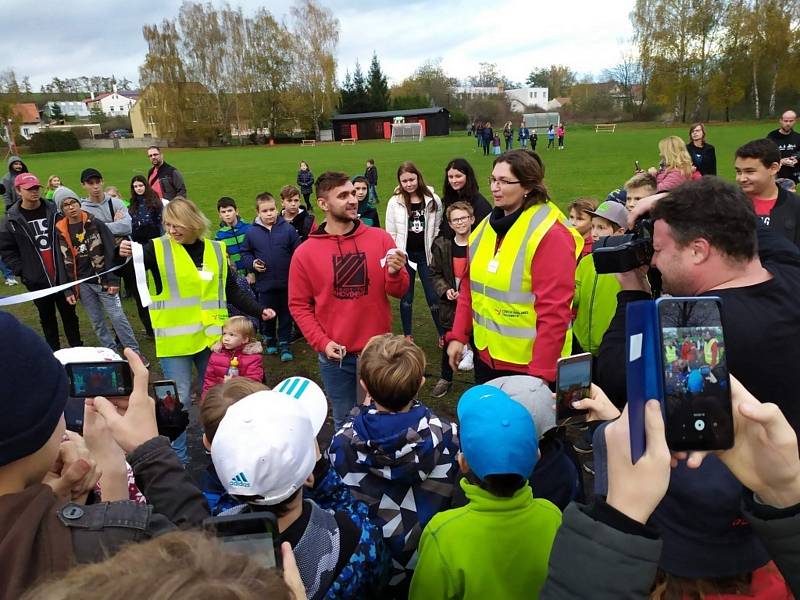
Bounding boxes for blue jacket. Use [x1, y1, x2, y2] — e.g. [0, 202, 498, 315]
[329, 402, 460, 596]
[241, 216, 300, 292]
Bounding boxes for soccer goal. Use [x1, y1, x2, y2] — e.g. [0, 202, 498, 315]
[391, 122, 424, 143]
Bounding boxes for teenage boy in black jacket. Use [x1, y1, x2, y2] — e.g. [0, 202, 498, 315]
[735, 138, 800, 248]
[0, 173, 83, 350]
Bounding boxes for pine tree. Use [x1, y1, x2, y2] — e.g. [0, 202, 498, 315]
[338, 70, 353, 113]
[367, 52, 390, 111]
[351, 61, 368, 113]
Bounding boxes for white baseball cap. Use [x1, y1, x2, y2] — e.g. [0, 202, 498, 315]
[485, 375, 556, 438]
[212, 393, 316, 505]
[273, 376, 327, 435]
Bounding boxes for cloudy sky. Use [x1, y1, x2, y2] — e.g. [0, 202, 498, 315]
[3, 0, 635, 90]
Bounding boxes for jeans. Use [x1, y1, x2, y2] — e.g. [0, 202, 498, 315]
[482, 139, 491, 155]
[519, 138, 528, 149]
[0, 257, 12, 279]
[505, 137, 512, 150]
[400, 249, 443, 337]
[258, 288, 291, 346]
[368, 184, 379, 203]
[319, 352, 358, 431]
[80, 282, 140, 352]
[160, 348, 211, 464]
[440, 344, 453, 381]
[33, 292, 83, 350]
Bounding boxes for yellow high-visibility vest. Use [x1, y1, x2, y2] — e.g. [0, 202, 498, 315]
[149, 236, 228, 358]
[704, 338, 718, 366]
[665, 345, 677, 363]
[469, 201, 582, 365]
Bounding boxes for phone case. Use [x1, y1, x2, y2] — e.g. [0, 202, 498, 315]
[626, 300, 664, 463]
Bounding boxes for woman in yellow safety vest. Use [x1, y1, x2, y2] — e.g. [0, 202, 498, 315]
[120, 197, 274, 463]
[446, 150, 582, 384]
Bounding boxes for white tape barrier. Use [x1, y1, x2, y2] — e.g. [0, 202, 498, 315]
[0, 258, 129, 307]
[131, 241, 152, 307]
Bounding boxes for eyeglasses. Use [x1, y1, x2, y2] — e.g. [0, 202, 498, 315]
[163, 222, 187, 232]
[488, 177, 521, 187]
[449, 216, 471, 224]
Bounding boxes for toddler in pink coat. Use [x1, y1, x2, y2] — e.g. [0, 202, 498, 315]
[201, 316, 264, 401]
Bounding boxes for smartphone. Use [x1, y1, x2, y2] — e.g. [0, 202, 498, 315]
[634, 160, 641, 171]
[152, 380, 188, 441]
[203, 512, 281, 569]
[65, 361, 133, 398]
[556, 353, 592, 423]
[657, 297, 733, 451]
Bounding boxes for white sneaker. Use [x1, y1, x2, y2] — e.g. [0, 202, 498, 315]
[4, 277, 17, 286]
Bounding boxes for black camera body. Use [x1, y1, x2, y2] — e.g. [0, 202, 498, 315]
[592, 218, 654, 274]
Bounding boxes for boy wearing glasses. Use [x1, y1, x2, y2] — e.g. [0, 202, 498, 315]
[429, 201, 474, 397]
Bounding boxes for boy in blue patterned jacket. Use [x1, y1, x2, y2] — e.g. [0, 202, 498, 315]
[329, 334, 461, 598]
[206, 376, 390, 599]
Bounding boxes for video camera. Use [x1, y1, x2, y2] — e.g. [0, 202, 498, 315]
[592, 218, 654, 274]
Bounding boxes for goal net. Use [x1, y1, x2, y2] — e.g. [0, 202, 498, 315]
[391, 122, 423, 143]
[523, 112, 561, 134]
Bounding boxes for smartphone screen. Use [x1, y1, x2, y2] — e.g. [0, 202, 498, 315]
[153, 380, 188, 439]
[657, 297, 733, 451]
[66, 361, 132, 398]
[556, 353, 592, 422]
[204, 513, 280, 569]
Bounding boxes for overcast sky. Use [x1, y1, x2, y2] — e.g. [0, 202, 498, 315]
[3, 0, 635, 90]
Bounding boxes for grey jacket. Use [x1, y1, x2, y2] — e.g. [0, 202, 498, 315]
[80, 194, 132, 237]
[541, 501, 800, 599]
[1, 155, 27, 211]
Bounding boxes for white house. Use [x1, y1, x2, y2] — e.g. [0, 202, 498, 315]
[44, 101, 90, 119]
[13, 103, 42, 139]
[452, 85, 549, 112]
[84, 86, 138, 117]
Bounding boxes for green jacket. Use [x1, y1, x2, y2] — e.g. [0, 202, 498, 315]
[409, 479, 561, 600]
[573, 253, 621, 356]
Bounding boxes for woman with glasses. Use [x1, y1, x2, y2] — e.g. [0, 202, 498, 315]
[385, 161, 444, 342]
[438, 158, 492, 240]
[446, 150, 583, 384]
[119, 197, 274, 464]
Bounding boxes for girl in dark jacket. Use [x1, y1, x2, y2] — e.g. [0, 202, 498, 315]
[123, 175, 164, 337]
[296, 161, 315, 211]
[438, 158, 492, 239]
[686, 122, 717, 176]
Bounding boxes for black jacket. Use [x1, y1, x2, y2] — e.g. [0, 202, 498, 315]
[365, 165, 378, 186]
[766, 186, 800, 248]
[146, 162, 186, 201]
[0, 200, 60, 291]
[429, 237, 459, 330]
[685, 142, 717, 176]
[540, 498, 800, 598]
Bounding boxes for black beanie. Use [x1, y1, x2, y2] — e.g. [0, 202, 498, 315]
[0, 312, 68, 466]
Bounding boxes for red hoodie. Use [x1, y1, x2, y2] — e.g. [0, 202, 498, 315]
[288, 222, 410, 354]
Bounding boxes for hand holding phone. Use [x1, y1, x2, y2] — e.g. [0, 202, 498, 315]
[253, 259, 266, 272]
[65, 360, 133, 398]
[556, 353, 592, 423]
[204, 512, 281, 569]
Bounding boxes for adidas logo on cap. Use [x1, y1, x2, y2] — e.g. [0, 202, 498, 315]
[229, 472, 251, 488]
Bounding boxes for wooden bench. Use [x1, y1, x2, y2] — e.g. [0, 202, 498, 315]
[595, 123, 616, 133]
[301, 139, 316, 146]
[341, 137, 356, 145]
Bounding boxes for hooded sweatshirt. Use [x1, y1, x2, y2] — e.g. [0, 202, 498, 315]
[329, 402, 460, 595]
[240, 215, 299, 292]
[2, 155, 28, 210]
[288, 221, 410, 354]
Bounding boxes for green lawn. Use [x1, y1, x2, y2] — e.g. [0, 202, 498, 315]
[0, 121, 775, 417]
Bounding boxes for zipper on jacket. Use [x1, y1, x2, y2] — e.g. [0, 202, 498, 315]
[14, 211, 55, 286]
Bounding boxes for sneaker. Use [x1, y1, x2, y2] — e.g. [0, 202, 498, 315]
[264, 337, 278, 355]
[431, 378, 452, 398]
[134, 351, 151, 369]
[4, 277, 17, 286]
[280, 346, 294, 362]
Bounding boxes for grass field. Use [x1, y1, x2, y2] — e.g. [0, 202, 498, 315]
[0, 120, 775, 417]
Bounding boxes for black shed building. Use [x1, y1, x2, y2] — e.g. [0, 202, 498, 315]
[331, 107, 450, 141]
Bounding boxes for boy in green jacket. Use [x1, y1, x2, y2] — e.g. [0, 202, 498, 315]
[409, 385, 562, 600]
[573, 201, 627, 356]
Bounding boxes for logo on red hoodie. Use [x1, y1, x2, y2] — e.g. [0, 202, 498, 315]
[332, 252, 368, 299]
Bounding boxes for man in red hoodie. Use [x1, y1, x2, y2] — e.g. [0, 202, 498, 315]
[289, 172, 409, 429]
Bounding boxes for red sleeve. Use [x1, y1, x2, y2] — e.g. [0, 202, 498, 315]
[239, 354, 264, 386]
[447, 264, 473, 343]
[529, 223, 577, 382]
[288, 253, 331, 353]
[657, 168, 688, 192]
[712, 341, 718, 365]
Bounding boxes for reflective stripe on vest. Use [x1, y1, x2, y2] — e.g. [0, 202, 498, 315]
[469, 203, 560, 365]
[148, 236, 228, 358]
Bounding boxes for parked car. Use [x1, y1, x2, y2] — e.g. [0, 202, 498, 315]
[109, 129, 132, 139]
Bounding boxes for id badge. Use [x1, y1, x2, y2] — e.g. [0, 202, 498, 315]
[198, 270, 214, 281]
[487, 259, 500, 274]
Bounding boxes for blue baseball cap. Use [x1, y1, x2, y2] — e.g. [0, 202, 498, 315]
[457, 385, 538, 479]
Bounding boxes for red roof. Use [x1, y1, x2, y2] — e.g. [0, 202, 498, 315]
[13, 103, 40, 123]
[82, 92, 112, 104]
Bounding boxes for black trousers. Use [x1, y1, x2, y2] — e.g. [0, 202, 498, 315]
[302, 192, 312, 211]
[258, 288, 292, 345]
[33, 292, 83, 350]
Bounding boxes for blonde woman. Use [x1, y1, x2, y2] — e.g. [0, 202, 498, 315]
[649, 136, 701, 191]
[119, 197, 274, 463]
[43, 175, 62, 201]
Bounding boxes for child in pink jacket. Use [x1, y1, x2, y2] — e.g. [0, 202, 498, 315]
[201, 316, 264, 401]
